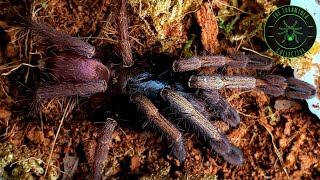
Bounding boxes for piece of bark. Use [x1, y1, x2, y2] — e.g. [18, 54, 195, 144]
[195, 3, 221, 54]
[274, 99, 296, 110]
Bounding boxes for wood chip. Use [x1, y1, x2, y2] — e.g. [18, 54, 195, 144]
[195, 2, 220, 54]
[274, 99, 296, 110]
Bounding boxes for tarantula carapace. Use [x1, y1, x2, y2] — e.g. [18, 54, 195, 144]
[23, 3, 316, 178]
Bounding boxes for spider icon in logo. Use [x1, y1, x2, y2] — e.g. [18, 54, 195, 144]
[278, 20, 303, 43]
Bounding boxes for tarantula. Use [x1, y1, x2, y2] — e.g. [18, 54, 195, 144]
[22, 0, 316, 178]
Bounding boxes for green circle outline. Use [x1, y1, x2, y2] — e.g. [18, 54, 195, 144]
[264, 5, 317, 58]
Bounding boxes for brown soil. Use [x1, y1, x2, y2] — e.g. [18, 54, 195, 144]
[0, 0, 319, 180]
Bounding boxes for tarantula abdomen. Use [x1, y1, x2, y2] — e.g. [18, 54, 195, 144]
[51, 51, 110, 83]
[33, 51, 111, 110]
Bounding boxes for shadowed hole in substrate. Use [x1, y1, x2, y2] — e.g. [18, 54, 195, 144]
[0, 28, 9, 56]
[4, 163, 16, 176]
[116, 156, 140, 180]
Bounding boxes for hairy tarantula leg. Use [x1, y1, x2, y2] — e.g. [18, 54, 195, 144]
[179, 92, 212, 120]
[117, 0, 134, 67]
[284, 77, 316, 99]
[190, 75, 316, 99]
[29, 22, 96, 58]
[85, 118, 117, 180]
[221, 144, 244, 166]
[256, 75, 316, 99]
[36, 80, 108, 100]
[255, 75, 287, 96]
[198, 90, 240, 127]
[131, 93, 186, 162]
[160, 89, 243, 166]
[33, 80, 107, 111]
[173, 53, 273, 72]
[160, 89, 229, 153]
[189, 75, 256, 90]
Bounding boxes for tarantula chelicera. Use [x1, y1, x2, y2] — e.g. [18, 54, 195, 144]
[23, 0, 316, 178]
